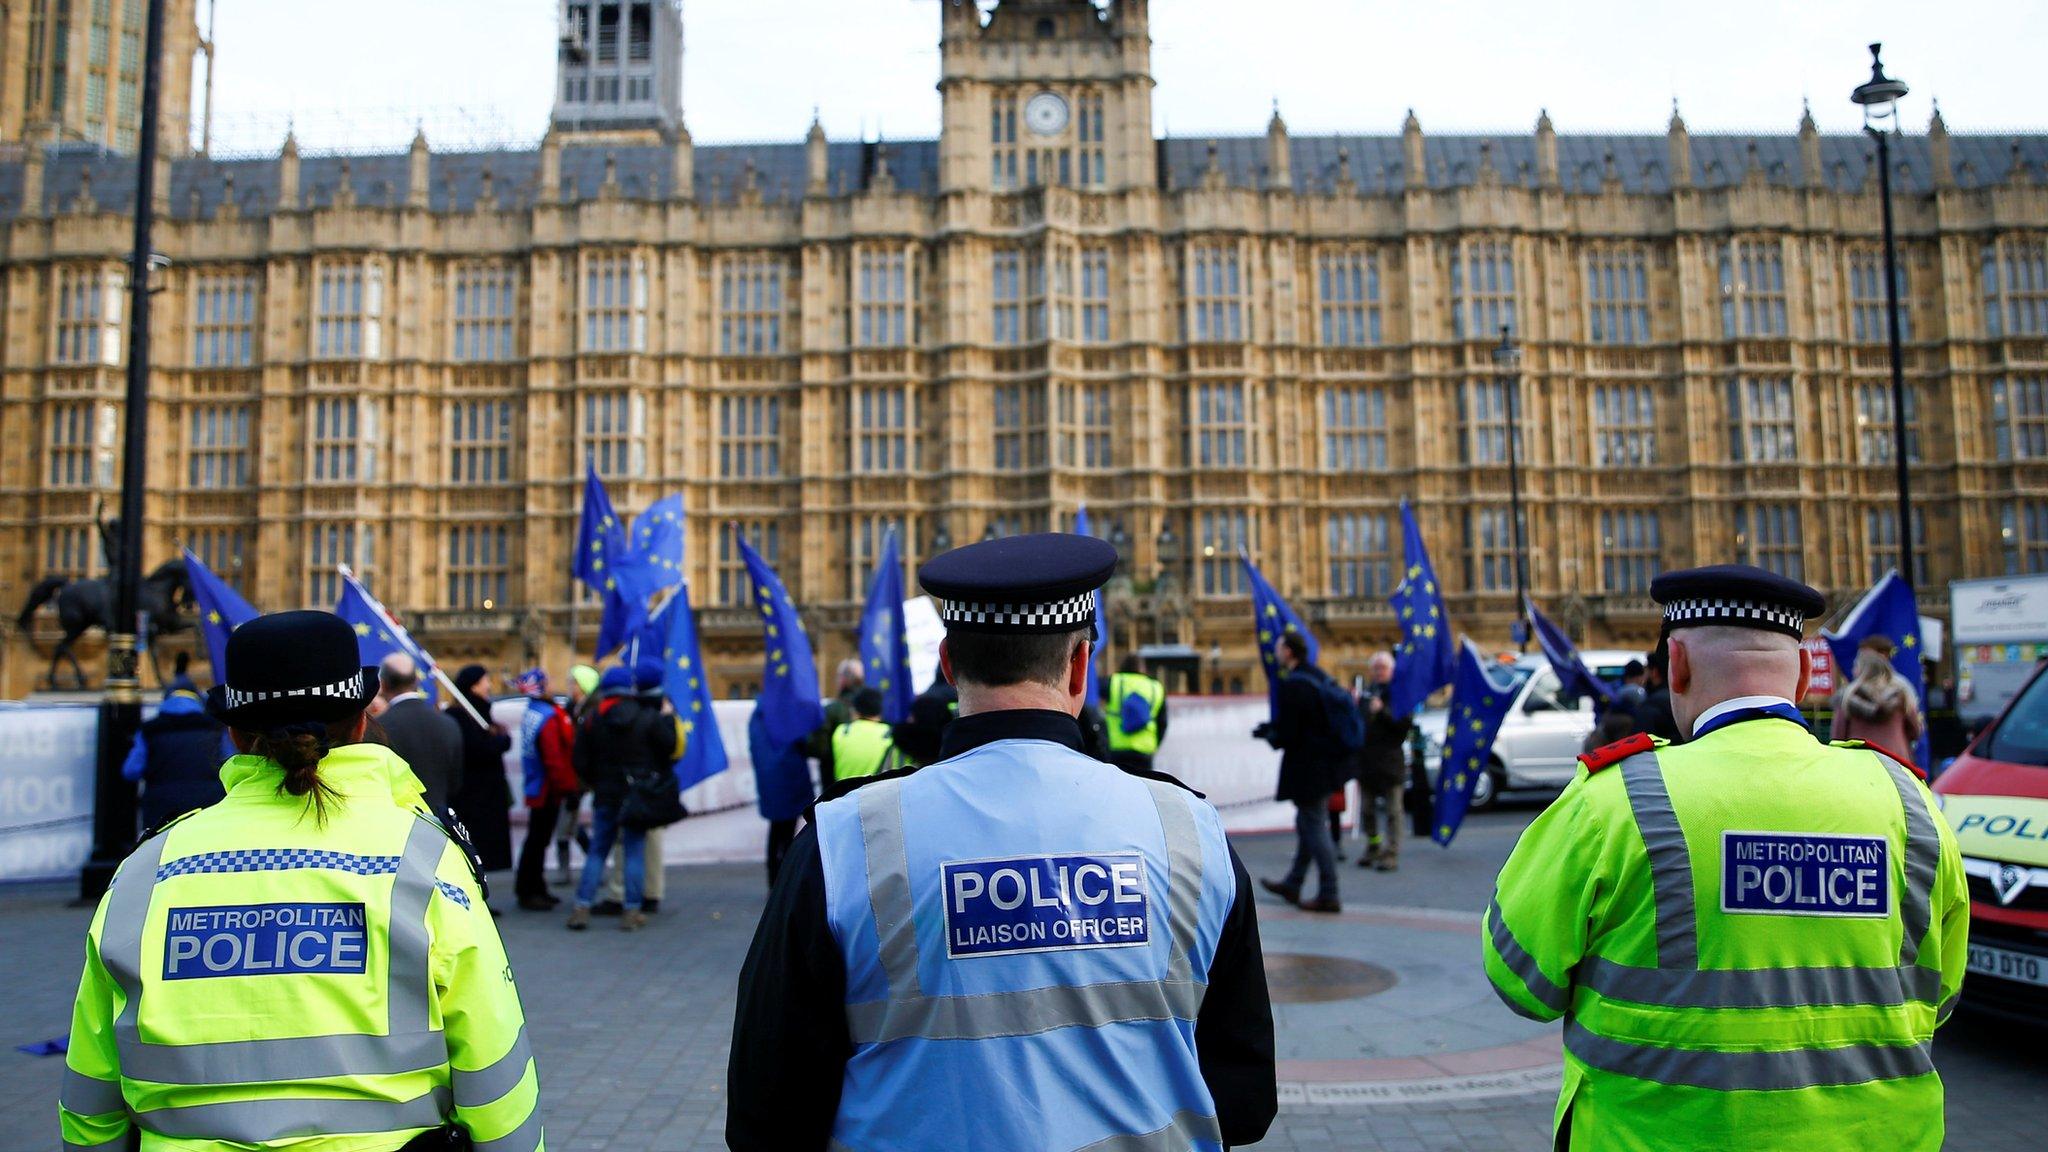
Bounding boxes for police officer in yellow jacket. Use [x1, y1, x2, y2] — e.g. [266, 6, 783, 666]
[1103, 654, 1168, 774]
[1484, 566, 1967, 1152]
[826, 687, 909, 791]
[59, 611, 543, 1152]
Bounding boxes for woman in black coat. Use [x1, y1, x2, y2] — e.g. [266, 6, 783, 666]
[447, 664, 515, 873]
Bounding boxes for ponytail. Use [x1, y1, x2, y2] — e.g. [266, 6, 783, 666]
[243, 714, 362, 825]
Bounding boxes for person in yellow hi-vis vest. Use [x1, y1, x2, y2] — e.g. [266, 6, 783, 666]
[1103, 654, 1169, 774]
[59, 611, 543, 1152]
[1484, 565, 1967, 1152]
[827, 688, 908, 796]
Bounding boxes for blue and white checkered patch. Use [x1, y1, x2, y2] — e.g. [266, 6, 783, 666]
[156, 849, 472, 909]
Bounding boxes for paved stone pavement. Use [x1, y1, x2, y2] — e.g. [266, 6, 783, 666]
[3, 800, 2043, 1149]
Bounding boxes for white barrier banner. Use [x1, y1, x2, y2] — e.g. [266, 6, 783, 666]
[0, 706, 99, 884]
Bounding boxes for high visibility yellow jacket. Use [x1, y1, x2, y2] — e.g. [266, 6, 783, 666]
[1484, 718, 1968, 1152]
[1104, 672, 1166, 757]
[831, 719, 906, 781]
[59, 743, 544, 1152]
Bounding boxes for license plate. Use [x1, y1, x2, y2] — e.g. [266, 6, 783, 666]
[1968, 943, 2048, 988]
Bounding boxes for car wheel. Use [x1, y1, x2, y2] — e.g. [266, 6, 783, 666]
[1468, 763, 1501, 811]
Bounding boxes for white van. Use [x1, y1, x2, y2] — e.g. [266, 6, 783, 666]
[1416, 650, 1644, 809]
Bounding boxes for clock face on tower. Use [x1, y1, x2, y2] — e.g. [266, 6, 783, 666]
[1024, 91, 1070, 136]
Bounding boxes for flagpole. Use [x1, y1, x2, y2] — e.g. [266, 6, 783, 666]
[338, 564, 488, 730]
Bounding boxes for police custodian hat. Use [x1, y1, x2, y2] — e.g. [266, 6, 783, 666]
[204, 610, 380, 730]
[1650, 564, 1826, 640]
[918, 532, 1118, 634]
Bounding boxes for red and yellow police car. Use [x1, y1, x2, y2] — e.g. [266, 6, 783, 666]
[1934, 659, 2048, 1021]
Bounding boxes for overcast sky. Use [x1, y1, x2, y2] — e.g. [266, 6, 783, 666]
[195, 0, 2039, 155]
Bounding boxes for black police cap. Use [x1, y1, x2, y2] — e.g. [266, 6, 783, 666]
[918, 532, 1117, 634]
[204, 610, 379, 731]
[1649, 564, 1826, 639]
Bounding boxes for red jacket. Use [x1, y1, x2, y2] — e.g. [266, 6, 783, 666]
[527, 702, 580, 807]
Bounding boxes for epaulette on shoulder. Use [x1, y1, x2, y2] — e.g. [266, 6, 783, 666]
[1113, 763, 1208, 800]
[1830, 738, 1926, 781]
[416, 806, 490, 899]
[1578, 731, 1667, 775]
[142, 805, 205, 841]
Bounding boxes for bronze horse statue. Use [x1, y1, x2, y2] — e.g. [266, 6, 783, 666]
[16, 558, 195, 690]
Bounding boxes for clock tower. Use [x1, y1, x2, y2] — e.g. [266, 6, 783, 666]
[937, 0, 1156, 194]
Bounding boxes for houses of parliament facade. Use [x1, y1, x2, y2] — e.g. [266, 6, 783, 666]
[2, 0, 2047, 697]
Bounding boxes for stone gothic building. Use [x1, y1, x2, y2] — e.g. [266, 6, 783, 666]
[2, 0, 2047, 696]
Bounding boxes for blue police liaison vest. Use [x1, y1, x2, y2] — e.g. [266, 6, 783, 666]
[814, 733, 1238, 1152]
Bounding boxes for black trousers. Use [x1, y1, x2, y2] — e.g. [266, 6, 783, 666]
[766, 818, 799, 887]
[515, 798, 564, 901]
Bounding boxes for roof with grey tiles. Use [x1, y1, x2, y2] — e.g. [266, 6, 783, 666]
[0, 131, 2041, 220]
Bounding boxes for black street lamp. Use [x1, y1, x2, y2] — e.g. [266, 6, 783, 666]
[1852, 42, 1917, 595]
[1493, 325, 1530, 651]
[80, 0, 167, 901]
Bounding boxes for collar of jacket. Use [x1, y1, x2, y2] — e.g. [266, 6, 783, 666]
[939, 709, 1085, 759]
[155, 693, 206, 717]
[219, 742, 428, 811]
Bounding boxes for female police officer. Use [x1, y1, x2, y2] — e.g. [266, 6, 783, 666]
[59, 611, 544, 1152]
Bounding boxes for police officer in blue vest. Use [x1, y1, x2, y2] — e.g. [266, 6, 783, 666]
[728, 533, 1277, 1152]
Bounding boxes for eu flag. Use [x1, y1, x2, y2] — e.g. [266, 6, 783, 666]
[1432, 639, 1520, 846]
[859, 527, 914, 725]
[180, 548, 257, 681]
[639, 585, 730, 792]
[1529, 597, 1614, 706]
[1822, 569, 1928, 767]
[573, 465, 625, 588]
[1076, 506, 1108, 709]
[739, 531, 824, 746]
[620, 494, 687, 605]
[1242, 550, 1317, 722]
[1387, 501, 1455, 717]
[334, 568, 437, 703]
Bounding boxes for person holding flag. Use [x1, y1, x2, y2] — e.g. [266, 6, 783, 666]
[1823, 570, 1928, 768]
[737, 529, 824, 886]
[1256, 631, 1362, 914]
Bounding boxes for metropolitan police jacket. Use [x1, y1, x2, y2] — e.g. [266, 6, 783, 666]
[726, 709, 1277, 1151]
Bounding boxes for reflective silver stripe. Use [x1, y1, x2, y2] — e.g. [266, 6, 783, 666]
[845, 978, 1205, 1044]
[857, 781, 922, 999]
[118, 1030, 446, 1086]
[1877, 753, 1938, 968]
[1143, 781, 1204, 986]
[60, 1068, 126, 1116]
[1564, 1021, 1932, 1091]
[1577, 956, 1942, 1009]
[453, 1026, 535, 1109]
[389, 817, 446, 1034]
[1937, 992, 1959, 1026]
[104, 819, 451, 1086]
[1486, 898, 1568, 1016]
[1619, 751, 1698, 968]
[474, 1107, 545, 1152]
[136, 1087, 452, 1141]
[102, 832, 172, 1034]
[1073, 1108, 1224, 1152]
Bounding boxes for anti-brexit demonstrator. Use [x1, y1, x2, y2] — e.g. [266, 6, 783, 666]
[728, 533, 1277, 1152]
[1484, 565, 1968, 1152]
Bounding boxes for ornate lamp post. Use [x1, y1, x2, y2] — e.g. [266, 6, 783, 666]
[1852, 42, 1916, 595]
[1493, 325, 1530, 651]
[81, 0, 168, 900]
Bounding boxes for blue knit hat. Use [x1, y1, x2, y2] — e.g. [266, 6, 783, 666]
[598, 666, 635, 694]
[633, 657, 665, 692]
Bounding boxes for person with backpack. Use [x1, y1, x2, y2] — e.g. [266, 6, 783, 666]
[1104, 653, 1169, 773]
[566, 664, 678, 932]
[1254, 630, 1363, 913]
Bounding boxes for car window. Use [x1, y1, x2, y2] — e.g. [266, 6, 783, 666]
[1980, 666, 2048, 769]
[1523, 667, 1573, 713]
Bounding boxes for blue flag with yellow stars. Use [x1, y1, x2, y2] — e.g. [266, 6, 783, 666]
[1822, 569, 1929, 767]
[1433, 639, 1520, 846]
[620, 494, 687, 605]
[574, 465, 625, 589]
[1529, 597, 1614, 707]
[335, 568, 437, 702]
[738, 531, 824, 747]
[1242, 549, 1317, 723]
[1076, 506, 1108, 709]
[640, 586, 730, 792]
[180, 547, 257, 681]
[859, 527, 914, 725]
[1387, 500, 1455, 717]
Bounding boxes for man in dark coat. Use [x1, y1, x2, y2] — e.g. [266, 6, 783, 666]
[892, 676, 959, 767]
[121, 682, 227, 834]
[1255, 631, 1349, 912]
[375, 653, 464, 819]
[447, 664, 515, 876]
[1355, 650, 1413, 872]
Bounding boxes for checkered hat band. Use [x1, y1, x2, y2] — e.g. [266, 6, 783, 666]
[940, 592, 1095, 630]
[223, 674, 366, 710]
[1662, 596, 1806, 632]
